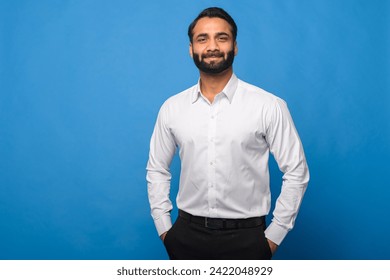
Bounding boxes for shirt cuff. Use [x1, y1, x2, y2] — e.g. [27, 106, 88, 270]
[154, 214, 172, 237]
[264, 221, 289, 245]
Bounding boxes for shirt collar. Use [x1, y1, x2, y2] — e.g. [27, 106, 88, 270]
[191, 73, 239, 104]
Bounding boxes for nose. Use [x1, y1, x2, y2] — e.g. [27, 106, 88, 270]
[207, 38, 219, 51]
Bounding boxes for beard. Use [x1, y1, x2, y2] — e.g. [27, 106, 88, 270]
[192, 48, 235, 74]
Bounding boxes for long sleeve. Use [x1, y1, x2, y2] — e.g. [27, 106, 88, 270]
[146, 103, 177, 236]
[264, 98, 310, 245]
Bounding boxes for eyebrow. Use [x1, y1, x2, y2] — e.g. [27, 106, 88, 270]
[195, 33, 208, 39]
[215, 32, 230, 37]
[195, 32, 231, 39]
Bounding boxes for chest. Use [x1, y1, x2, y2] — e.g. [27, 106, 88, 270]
[169, 98, 268, 150]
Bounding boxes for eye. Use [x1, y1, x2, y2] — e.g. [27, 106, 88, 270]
[218, 36, 228, 42]
[197, 37, 207, 43]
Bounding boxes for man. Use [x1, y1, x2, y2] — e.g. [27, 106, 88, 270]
[146, 7, 309, 260]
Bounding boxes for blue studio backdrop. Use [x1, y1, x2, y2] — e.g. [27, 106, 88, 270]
[0, 0, 389, 259]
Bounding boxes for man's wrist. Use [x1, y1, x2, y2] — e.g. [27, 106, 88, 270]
[160, 231, 168, 241]
[267, 238, 279, 255]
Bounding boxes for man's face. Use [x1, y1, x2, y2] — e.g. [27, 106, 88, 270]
[190, 17, 237, 74]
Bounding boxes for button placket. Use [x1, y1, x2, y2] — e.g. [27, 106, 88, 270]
[207, 96, 220, 215]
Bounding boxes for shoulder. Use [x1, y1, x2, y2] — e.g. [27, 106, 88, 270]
[236, 79, 286, 107]
[161, 84, 197, 109]
[235, 79, 292, 128]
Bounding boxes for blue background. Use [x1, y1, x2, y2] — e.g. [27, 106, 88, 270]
[0, 0, 389, 260]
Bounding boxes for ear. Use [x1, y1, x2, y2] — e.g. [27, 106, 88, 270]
[189, 43, 193, 58]
[234, 41, 238, 56]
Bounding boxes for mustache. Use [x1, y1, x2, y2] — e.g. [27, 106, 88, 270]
[202, 51, 224, 59]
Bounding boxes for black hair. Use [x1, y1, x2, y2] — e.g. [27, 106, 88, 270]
[188, 7, 237, 43]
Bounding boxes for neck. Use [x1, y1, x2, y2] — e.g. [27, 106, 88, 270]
[199, 67, 233, 103]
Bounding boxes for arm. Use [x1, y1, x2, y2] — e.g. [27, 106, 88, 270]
[264, 98, 310, 246]
[146, 103, 177, 238]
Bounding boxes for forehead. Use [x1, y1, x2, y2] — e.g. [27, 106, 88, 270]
[192, 17, 233, 36]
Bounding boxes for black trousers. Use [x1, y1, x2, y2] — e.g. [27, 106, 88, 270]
[163, 214, 272, 260]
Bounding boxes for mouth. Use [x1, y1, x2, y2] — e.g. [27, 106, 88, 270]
[203, 52, 224, 59]
[205, 56, 222, 60]
[203, 55, 223, 62]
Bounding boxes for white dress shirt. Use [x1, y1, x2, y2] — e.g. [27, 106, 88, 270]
[146, 74, 309, 245]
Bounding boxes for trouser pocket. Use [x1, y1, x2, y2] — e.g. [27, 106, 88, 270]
[163, 219, 179, 259]
[258, 228, 272, 259]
